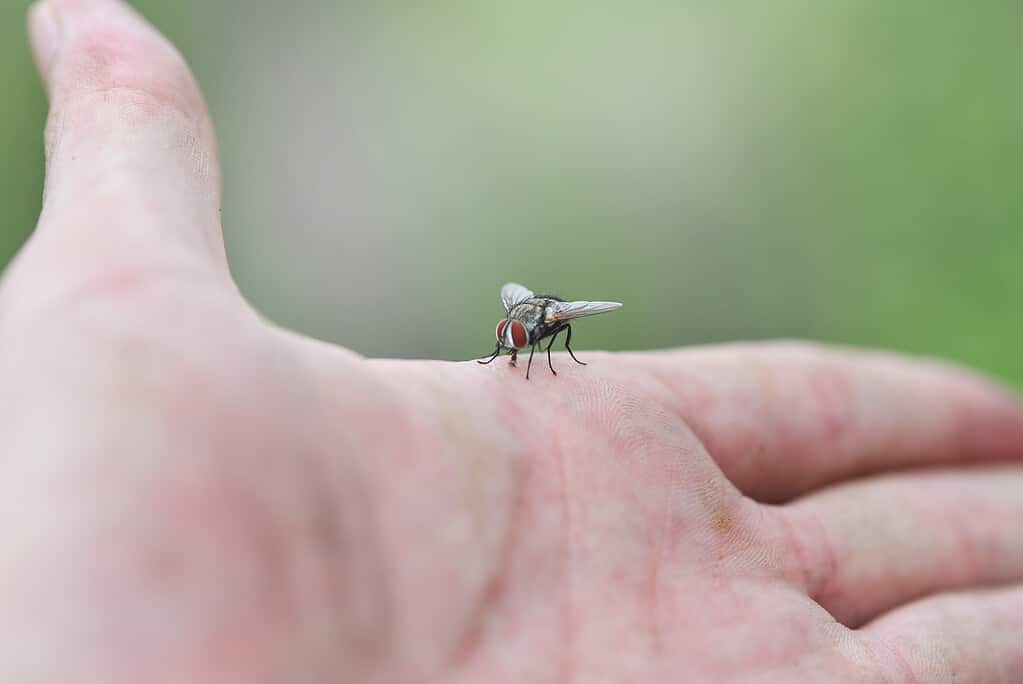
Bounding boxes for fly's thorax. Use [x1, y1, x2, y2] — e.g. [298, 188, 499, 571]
[510, 302, 546, 326]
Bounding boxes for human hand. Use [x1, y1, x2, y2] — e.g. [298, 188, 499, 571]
[7, 1, 1023, 681]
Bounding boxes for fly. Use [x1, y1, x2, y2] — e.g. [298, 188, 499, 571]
[478, 282, 623, 379]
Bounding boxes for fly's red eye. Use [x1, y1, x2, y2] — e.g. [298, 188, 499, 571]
[510, 320, 528, 349]
[496, 319, 509, 342]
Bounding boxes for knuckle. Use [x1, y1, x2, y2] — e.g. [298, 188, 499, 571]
[56, 26, 203, 124]
[0, 264, 243, 366]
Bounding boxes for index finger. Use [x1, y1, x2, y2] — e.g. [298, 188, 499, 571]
[597, 342, 1023, 501]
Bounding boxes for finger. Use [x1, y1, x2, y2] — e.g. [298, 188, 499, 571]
[21, 0, 226, 288]
[862, 584, 1023, 682]
[772, 465, 1023, 627]
[612, 342, 1023, 501]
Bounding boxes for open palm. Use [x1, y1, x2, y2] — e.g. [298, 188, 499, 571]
[7, 2, 1023, 681]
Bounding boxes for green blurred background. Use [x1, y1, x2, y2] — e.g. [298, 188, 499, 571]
[2, 2, 1021, 383]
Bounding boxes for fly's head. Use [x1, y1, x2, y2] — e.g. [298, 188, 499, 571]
[496, 318, 529, 350]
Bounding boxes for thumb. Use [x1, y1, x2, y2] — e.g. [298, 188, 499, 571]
[16, 0, 229, 309]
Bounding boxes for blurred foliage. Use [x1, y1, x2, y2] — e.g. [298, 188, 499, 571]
[2, 1, 1021, 384]
[1, 3, 46, 267]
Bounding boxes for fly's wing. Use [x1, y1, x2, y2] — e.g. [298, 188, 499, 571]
[501, 282, 535, 312]
[546, 300, 623, 323]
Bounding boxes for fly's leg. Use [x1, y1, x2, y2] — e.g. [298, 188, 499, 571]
[525, 343, 537, 380]
[565, 325, 586, 366]
[545, 331, 560, 376]
[478, 344, 501, 365]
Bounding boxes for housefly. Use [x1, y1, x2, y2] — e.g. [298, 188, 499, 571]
[478, 282, 623, 379]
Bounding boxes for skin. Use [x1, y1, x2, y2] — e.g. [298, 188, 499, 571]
[5, 1, 1023, 681]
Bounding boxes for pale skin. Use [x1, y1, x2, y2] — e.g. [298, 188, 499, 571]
[5, 1, 1023, 681]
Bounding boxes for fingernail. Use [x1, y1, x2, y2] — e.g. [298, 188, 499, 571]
[28, 1, 62, 79]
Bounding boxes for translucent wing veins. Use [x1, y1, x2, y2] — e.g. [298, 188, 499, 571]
[545, 300, 623, 322]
